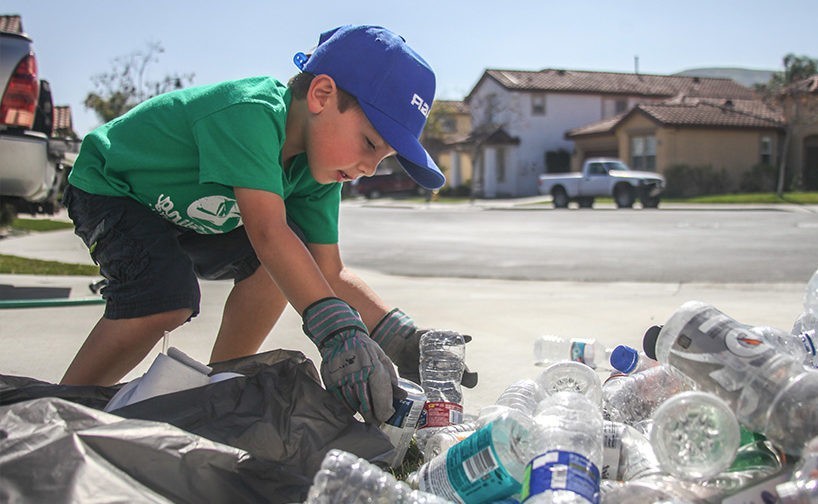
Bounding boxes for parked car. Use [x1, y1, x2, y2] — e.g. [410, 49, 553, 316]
[0, 15, 72, 223]
[349, 159, 425, 199]
[538, 158, 665, 209]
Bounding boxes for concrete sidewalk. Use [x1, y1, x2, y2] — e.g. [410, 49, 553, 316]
[0, 226, 807, 413]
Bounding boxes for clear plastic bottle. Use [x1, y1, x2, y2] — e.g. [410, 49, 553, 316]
[535, 360, 602, 407]
[416, 330, 466, 451]
[534, 335, 612, 370]
[759, 325, 818, 369]
[601, 421, 664, 482]
[600, 364, 690, 430]
[600, 474, 713, 504]
[520, 391, 603, 503]
[776, 436, 818, 503]
[609, 343, 659, 375]
[306, 449, 450, 504]
[650, 300, 818, 456]
[649, 391, 741, 481]
[414, 410, 533, 503]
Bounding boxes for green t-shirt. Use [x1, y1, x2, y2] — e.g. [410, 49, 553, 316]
[69, 77, 341, 243]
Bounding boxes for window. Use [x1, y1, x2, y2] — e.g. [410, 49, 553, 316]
[587, 162, 606, 176]
[631, 135, 656, 170]
[531, 94, 546, 115]
[484, 94, 498, 124]
[441, 116, 457, 133]
[761, 136, 772, 165]
[614, 99, 628, 114]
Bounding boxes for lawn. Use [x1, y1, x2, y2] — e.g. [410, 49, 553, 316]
[0, 217, 98, 275]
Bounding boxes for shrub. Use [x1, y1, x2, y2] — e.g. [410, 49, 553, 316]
[663, 164, 732, 198]
[739, 163, 778, 193]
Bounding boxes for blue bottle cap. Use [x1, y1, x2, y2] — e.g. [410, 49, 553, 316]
[610, 345, 639, 373]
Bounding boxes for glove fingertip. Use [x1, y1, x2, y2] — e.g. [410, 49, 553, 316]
[461, 370, 479, 389]
[463, 334, 472, 343]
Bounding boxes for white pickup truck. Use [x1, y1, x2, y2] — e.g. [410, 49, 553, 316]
[0, 15, 72, 223]
[538, 158, 665, 209]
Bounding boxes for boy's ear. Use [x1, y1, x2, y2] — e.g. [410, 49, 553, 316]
[306, 74, 337, 113]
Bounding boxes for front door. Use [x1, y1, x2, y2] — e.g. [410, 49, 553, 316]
[804, 135, 818, 191]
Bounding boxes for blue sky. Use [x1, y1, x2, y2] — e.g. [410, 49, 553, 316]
[5, 1, 816, 137]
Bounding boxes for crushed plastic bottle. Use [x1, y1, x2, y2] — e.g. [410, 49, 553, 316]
[416, 330, 466, 451]
[600, 364, 690, 432]
[776, 436, 818, 503]
[600, 474, 714, 504]
[601, 421, 664, 482]
[414, 410, 532, 503]
[534, 335, 612, 370]
[751, 325, 818, 369]
[381, 378, 427, 468]
[306, 449, 450, 503]
[521, 391, 603, 503]
[649, 391, 741, 481]
[649, 300, 818, 456]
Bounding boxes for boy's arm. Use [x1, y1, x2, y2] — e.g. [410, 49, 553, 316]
[235, 187, 399, 423]
[307, 242, 390, 330]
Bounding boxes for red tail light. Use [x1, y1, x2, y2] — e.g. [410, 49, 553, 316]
[1, 53, 39, 128]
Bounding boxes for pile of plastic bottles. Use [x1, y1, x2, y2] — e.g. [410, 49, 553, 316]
[305, 270, 818, 503]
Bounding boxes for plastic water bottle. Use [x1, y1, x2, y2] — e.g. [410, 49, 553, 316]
[306, 449, 450, 503]
[535, 361, 602, 407]
[414, 410, 533, 503]
[422, 425, 476, 461]
[649, 391, 741, 481]
[609, 343, 659, 375]
[776, 436, 818, 503]
[416, 330, 466, 450]
[601, 421, 664, 482]
[520, 391, 603, 503]
[534, 335, 612, 370]
[600, 364, 690, 430]
[649, 300, 818, 456]
[704, 427, 786, 494]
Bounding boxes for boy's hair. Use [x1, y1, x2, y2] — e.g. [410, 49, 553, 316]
[288, 72, 359, 113]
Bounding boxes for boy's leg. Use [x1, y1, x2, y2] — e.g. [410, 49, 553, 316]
[209, 265, 288, 363]
[60, 186, 202, 385]
[60, 308, 192, 386]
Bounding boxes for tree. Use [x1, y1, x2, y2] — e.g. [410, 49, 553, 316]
[756, 53, 818, 195]
[84, 42, 194, 123]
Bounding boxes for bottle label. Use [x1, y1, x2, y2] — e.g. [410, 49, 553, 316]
[601, 422, 623, 480]
[521, 450, 600, 503]
[419, 421, 521, 503]
[570, 341, 592, 366]
[418, 401, 464, 429]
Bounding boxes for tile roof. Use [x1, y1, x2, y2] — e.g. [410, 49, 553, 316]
[470, 68, 757, 101]
[53, 106, 79, 138]
[434, 100, 469, 114]
[567, 97, 784, 138]
[0, 15, 23, 35]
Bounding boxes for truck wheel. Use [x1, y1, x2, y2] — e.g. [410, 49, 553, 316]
[0, 201, 16, 227]
[641, 196, 660, 208]
[614, 185, 635, 208]
[551, 187, 569, 208]
[577, 197, 594, 209]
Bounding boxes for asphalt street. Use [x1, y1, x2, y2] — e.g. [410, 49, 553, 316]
[0, 200, 811, 412]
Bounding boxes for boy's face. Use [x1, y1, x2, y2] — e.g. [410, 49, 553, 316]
[305, 76, 397, 185]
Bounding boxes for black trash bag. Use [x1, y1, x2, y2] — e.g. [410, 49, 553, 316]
[0, 397, 308, 503]
[0, 349, 396, 502]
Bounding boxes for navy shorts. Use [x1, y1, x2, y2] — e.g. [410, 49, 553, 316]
[63, 185, 270, 320]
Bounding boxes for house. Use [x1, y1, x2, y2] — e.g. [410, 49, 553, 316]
[421, 99, 473, 191]
[777, 75, 818, 190]
[463, 68, 757, 197]
[567, 97, 785, 192]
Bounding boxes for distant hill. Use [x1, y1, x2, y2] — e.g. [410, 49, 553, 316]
[674, 67, 777, 88]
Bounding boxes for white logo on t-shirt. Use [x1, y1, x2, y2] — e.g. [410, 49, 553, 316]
[187, 196, 242, 228]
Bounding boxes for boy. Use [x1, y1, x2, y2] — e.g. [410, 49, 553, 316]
[60, 25, 475, 424]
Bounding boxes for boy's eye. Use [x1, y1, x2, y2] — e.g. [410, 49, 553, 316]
[365, 137, 376, 150]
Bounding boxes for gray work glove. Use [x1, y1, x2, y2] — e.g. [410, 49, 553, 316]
[303, 297, 401, 424]
[370, 308, 479, 388]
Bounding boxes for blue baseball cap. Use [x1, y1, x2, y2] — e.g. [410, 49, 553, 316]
[294, 25, 445, 190]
